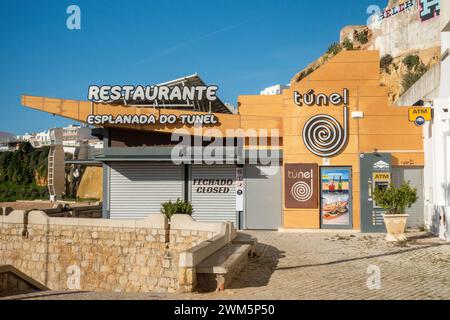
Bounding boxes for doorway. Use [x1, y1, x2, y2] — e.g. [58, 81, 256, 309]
[245, 164, 282, 230]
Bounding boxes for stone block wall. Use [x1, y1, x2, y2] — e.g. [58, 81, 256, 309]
[0, 211, 219, 293]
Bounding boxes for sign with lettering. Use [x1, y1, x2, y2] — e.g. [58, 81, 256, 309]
[419, 0, 440, 22]
[373, 172, 391, 182]
[193, 179, 233, 194]
[409, 107, 432, 126]
[294, 89, 349, 158]
[87, 114, 218, 126]
[285, 164, 318, 209]
[377, 0, 415, 22]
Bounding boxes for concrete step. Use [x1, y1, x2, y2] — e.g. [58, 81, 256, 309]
[0, 265, 48, 297]
[197, 243, 251, 292]
[232, 233, 258, 256]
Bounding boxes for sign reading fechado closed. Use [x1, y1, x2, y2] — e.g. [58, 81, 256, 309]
[193, 178, 233, 194]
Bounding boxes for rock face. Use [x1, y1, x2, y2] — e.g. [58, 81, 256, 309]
[34, 170, 47, 187]
[293, 0, 441, 104]
[76, 166, 103, 200]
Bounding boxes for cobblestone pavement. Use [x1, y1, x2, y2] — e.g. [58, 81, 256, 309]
[4, 231, 450, 300]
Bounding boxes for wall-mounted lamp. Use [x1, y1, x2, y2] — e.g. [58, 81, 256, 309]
[351, 111, 364, 119]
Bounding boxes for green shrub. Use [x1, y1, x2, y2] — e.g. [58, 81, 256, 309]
[0, 144, 50, 202]
[403, 55, 420, 71]
[160, 198, 193, 220]
[327, 42, 342, 56]
[402, 62, 428, 92]
[356, 31, 368, 44]
[373, 182, 418, 215]
[380, 54, 394, 73]
[342, 38, 354, 50]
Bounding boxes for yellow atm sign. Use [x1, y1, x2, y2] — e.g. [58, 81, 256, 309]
[409, 107, 432, 125]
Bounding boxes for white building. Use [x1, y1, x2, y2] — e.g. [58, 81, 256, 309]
[17, 125, 102, 153]
[260, 84, 289, 96]
[16, 133, 33, 142]
[423, 1, 450, 242]
[32, 130, 51, 148]
[62, 125, 97, 154]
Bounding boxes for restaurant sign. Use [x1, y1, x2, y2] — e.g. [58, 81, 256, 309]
[86, 84, 219, 126]
[87, 113, 218, 126]
[294, 89, 349, 158]
[285, 164, 318, 209]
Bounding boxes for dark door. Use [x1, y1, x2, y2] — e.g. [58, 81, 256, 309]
[245, 164, 282, 230]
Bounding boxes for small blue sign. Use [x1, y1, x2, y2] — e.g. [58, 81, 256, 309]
[415, 116, 426, 126]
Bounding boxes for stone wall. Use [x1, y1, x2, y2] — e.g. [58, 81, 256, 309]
[0, 211, 225, 293]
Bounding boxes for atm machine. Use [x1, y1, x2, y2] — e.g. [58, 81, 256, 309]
[360, 153, 392, 233]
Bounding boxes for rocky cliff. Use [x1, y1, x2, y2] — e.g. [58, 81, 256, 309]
[292, 0, 441, 104]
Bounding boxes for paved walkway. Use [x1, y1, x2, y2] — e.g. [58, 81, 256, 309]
[4, 231, 450, 300]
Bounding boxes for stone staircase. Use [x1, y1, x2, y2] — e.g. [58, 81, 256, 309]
[0, 265, 48, 297]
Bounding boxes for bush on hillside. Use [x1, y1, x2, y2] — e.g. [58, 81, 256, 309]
[403, 55, 421, 71]
[402, 62, 428, 93]
[380, 54, 394, 73]
[327, 42, 342, 56]
[356, 31, 369, 44]
[342, 38, 354, 50]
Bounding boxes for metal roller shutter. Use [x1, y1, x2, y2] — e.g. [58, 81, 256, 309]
[191, 165, 237, 225]
[109, 162, 183, 219]
[392, 167, 425, 228]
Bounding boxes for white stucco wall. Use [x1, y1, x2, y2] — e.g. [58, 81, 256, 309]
[423, 2, 450, 241]
[441, 0, 450, 31]
[423, 99, 450, 241]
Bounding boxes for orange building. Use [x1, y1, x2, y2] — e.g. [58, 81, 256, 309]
[22, 50, 424, 232]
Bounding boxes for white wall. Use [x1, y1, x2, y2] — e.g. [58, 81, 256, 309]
[423, 2, 450, 241]
[369, 3, 441, 57]
[441, 0, 450, 31]
[423, 99, 450, 241]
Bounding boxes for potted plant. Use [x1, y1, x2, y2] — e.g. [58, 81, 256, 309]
[373, 182, 418, 242]
[160, 198, 193, 221]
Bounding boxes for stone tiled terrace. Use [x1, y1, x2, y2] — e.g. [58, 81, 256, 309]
[3, 231, 450, 300]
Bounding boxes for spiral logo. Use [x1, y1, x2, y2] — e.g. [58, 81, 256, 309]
[291, 181, 312, 202]
[302, 111, 348, 157]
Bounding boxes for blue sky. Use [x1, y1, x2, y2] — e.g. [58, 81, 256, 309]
[0, 0, 386, 135]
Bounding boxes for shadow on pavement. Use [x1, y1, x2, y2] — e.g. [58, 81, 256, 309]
[275, 241, 449, 271]
[227, 241, 286, 290]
